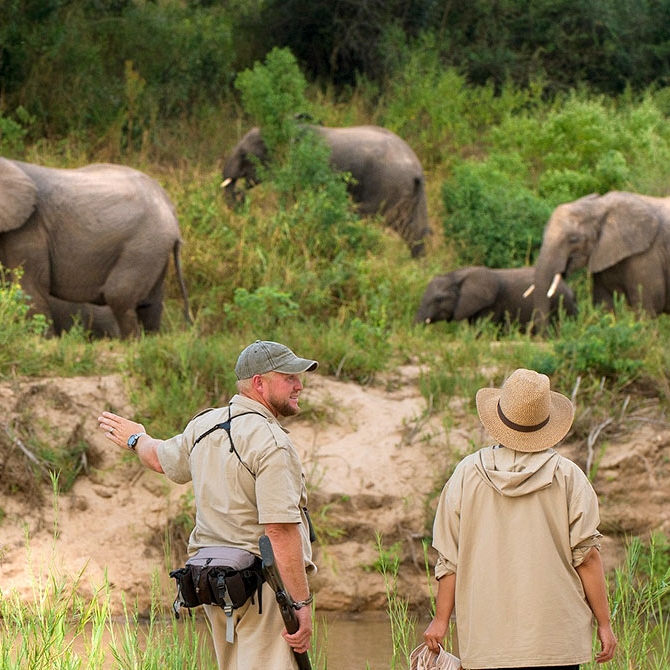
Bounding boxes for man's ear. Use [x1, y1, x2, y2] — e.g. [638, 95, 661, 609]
[251, 374, 265, 392]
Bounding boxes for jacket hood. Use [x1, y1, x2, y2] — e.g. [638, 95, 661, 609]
[474, 446, 560, 497]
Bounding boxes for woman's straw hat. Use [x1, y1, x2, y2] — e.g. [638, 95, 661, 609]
[476, 368, 574, 452]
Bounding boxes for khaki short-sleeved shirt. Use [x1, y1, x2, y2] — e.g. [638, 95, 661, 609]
[158, 394, 314, 572]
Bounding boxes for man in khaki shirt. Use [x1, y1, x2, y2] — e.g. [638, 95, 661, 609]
[424, 369, 617, 669]
[99, 340, 318, 669]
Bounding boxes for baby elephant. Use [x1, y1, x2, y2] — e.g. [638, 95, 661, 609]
[415, 266, 577, 329]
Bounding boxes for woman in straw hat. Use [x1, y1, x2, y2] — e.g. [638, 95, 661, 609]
[423, 369, 617, 669]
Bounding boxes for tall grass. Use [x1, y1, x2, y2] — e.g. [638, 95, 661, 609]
[1, 530, 665, 669]
[379, 534, 670, 670]
[0, 479, 214, 669]
[608, 534, 670, 668]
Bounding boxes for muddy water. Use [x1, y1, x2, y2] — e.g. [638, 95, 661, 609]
[198, 610, 428, 668]
[315, 611, 426, 669]
[194, 610, 429, 668]
[77, 611, 429, 668]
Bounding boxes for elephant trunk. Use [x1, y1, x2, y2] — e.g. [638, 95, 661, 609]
[221, 177, 243, 208]
[533, 248, 566, 332]
[414, 299, 433, 325]
[410, 239, 426, 258]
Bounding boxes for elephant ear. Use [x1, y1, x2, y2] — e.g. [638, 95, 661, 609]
[453, 267, 498, 320]
[589, 193, 660, 273]
[0, 158, 37, 232]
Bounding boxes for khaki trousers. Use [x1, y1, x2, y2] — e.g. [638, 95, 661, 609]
[204, 581, 298, 670]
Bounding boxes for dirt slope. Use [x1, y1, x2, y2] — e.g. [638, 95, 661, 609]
[1, 369, 668, 616]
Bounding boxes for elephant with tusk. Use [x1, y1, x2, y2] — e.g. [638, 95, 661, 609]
[0, 158, 192, 338]
[415, 266, 576, 331]
[221, 124, 431, 258]
[532, 191, 670, 331]
[523, 272, 564, 299]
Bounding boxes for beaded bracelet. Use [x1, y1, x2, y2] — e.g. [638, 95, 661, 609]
[292, 594, 314, 610]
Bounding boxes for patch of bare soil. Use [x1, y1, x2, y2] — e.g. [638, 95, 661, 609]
[0, 370, 668, 616]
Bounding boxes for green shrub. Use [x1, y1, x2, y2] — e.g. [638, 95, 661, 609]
[234, 47, 310, 152]
[224, 286, 300, 336]
[117, 2, 235, 118]
[0, 106, 34, 155]
[0, 268, 50, 376]
[382, 36, 544, 168]
[531, 300, 647, 385]
[441, 159, 552, 267]
[489, 94, 670, 201]
[124, 330, 241, 436]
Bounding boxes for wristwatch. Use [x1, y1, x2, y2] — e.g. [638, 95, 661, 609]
[127, 432, 146, 452]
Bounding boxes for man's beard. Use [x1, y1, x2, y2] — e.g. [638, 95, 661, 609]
[269, 393, 299, 417]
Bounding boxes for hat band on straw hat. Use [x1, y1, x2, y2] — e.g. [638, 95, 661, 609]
[497, 401, 550, 433]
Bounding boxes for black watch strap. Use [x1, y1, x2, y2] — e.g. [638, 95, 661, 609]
[127, 432, 146, 451]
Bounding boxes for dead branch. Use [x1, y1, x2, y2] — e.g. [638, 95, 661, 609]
[3, 424, 50, 476]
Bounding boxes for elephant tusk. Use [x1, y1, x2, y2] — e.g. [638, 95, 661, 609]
[547, 273, 562, 298]
[424, 317, 431, 324]
[221, 177, 232, 189]
[522, 284, 535, 299]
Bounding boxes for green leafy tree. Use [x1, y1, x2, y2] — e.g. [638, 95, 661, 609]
[234, 47, 309, 153]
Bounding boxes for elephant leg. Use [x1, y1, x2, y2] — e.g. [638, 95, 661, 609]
[102, 261, 168, 338]
[595, 263, 661, 314]
[620, 258, 665, 315]
[107, 305, 139, 338]
[591, 278, 615, 310]
[102, 286, 141, 338]
[47, 296, 120, 338]
[136, 268, 166, 333]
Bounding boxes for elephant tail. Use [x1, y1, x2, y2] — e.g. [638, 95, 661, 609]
[173, 240, 193, 324]
[381, 175, 431, 258]
[407, 177, 431, 258]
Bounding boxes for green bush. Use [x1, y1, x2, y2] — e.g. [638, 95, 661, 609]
[382, 36, 542, 168]
[118, 2, 235, 118]
[489, 94, 670, 201]
[0, 268, 49, 376]
[224, 286, 300, 336]
[531, 300, 647, 386]
[234, 47, 310, 153]
[0, 106, 34, 155]
[441, 159, 552, 267]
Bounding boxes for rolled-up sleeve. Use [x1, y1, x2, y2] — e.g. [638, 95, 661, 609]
[567, 462, 603, 567]
[432, 462, 465, 579]
[157, 432, 193, 484]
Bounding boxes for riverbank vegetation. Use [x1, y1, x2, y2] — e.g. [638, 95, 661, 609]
[1, 521, 668, 668]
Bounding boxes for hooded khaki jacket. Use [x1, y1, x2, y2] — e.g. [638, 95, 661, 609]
[433, 445, 602, 669]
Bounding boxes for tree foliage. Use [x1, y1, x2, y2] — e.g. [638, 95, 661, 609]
[2, 0, 670, 140]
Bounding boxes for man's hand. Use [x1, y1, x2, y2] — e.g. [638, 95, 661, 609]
[282, 605, 312, 653]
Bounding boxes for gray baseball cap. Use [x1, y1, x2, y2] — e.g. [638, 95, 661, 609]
[235, 340, 319, 379]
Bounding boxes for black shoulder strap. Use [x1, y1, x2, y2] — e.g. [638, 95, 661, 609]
[193, 408, 266, 477]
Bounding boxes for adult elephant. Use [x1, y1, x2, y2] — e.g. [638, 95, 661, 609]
[415, 266, 576, 330]
[531, 191, 670, 331]
[221, 124, 431, 257]
[0, 158, 191, 338]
